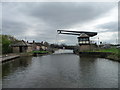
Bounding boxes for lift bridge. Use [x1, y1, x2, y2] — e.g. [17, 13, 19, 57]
[57, 30, 97, 51]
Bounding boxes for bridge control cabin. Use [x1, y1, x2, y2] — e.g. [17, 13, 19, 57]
[57, 30, 97, 51]
[78, 33, 90, 45]
[77, 32, 97, 45]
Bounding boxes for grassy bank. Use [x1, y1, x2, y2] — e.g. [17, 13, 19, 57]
[78, 48, 120, 61]
[93, 48, 120, 61]
[95, 48, 119, 54]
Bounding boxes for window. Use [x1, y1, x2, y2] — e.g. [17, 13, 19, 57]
[78, 37, 90, 44]
[78, 38, 89, 41]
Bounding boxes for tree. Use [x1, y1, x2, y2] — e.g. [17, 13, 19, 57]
[2, 35, 18, 54]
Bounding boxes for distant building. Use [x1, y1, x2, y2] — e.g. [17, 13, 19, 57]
[11, 40, 32, 53]
[29, 41, 48, 51]
[11, 40, 49, 53]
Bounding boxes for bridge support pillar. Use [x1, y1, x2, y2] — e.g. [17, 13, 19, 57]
[79, 44, 97, 52]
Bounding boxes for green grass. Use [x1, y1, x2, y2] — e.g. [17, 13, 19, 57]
[32, 51, 49, 54]
[85, 48, 120, 55]
[82, 48, 120, 60]
[95, 48, 119, 54]
[95, 48, 120, 57]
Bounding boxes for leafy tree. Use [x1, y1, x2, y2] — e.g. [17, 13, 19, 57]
[2, 35, 18, 54]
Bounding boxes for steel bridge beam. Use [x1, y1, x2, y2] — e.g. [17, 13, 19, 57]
[57, 30, 97, 37]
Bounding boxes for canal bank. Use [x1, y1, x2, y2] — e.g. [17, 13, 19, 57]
[1, 54, 20, 63]
[78, 52, 120, 62]
[1, 50, 55, 63]
[74, 47, 120, 62]
[1, 48, 120, 63]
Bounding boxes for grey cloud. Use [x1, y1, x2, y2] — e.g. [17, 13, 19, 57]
[2, 20, 28, 35]
[22, 2, 116, 28]
[96, 22, 118, 33]
[2, 2, 117, 44]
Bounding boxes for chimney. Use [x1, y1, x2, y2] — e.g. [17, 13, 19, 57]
[33, 40, 35, 43]
[22, 40, 25, 42]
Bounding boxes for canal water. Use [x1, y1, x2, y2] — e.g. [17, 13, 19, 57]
[2, 50, 119, 88]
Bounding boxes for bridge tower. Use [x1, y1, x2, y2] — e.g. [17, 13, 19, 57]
[57, 30, 97, 52]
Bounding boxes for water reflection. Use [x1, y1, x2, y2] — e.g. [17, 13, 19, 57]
[2, 56, 32, 77]
[2, 50, 119, 88]
[79, 56, 118, 88]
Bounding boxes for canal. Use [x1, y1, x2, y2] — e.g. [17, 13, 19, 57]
[2, 50, 119, 88]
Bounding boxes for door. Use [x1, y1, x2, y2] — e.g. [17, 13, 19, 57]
[19, 46, 23, 53]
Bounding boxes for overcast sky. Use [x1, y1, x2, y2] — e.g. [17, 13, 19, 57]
[2, 2, 118, 45]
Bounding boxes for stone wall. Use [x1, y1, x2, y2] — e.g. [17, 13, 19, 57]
[79, 44, 97, 51]
[13, 47, 19, 53]
[27, 46, 32, 52]
[12, 46, 32, 53]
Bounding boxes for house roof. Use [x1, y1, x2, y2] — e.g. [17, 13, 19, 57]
[11, 40, 32, 47]
[79, 33, 89, 37]
[29, 42, 45, 46]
